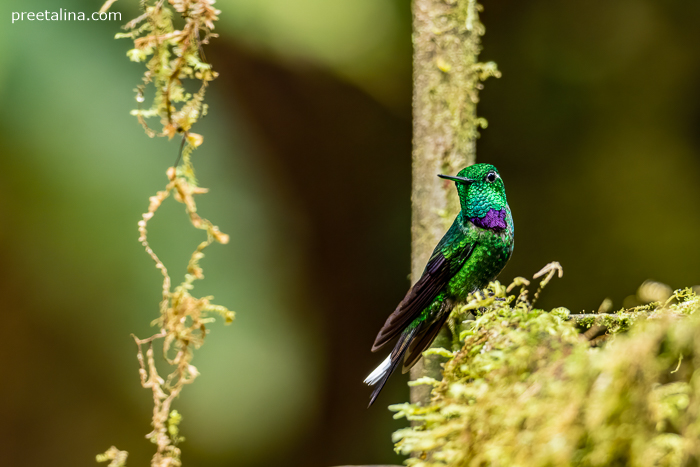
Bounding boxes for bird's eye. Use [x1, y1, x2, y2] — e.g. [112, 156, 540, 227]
[486, 172, 497, 182]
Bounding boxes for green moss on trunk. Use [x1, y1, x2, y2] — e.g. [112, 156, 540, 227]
[410, 0, 500, 405]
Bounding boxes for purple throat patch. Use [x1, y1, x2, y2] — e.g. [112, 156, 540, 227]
[471, 209, 507, 230]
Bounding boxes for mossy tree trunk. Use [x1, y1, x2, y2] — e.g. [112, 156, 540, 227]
[410, 0, 491, 406]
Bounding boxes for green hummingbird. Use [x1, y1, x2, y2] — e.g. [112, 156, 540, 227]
[365, 163, 514, 406]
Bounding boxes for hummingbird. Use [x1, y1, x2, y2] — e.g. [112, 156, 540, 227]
[364, 163, 514, 406]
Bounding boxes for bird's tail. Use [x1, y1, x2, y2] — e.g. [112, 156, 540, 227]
[364, 327, 417, 407]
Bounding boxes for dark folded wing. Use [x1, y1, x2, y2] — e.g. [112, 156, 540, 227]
[371, 227, 474, 352]
[401, 310, 452, 372]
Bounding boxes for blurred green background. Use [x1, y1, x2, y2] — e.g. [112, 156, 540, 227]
[0, 0, 699, 466]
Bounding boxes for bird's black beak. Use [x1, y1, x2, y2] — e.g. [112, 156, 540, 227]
[438, 174, 475, 184]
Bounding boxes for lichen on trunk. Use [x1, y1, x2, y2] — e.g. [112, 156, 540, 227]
[410, 0, 500, 404]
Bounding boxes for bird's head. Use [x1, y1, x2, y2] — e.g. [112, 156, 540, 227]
[439, 164, 509, 230]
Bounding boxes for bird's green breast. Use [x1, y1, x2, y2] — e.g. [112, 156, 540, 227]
[446, 225, 513, 299]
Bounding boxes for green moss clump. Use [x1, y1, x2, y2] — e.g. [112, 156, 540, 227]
[392, 284, 700, 466]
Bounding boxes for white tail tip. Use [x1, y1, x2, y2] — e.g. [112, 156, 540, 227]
[364, 356, 391, 386]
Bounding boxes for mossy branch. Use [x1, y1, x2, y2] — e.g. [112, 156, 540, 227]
[98, 2, 231, 466]
[391, 268, 700, 466]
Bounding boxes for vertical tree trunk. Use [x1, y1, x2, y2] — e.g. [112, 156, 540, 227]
[410, 0, 493, 406]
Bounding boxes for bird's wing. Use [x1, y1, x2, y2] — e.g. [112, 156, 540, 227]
[401, 310, 451, 371]
[371, 222, 475, 352]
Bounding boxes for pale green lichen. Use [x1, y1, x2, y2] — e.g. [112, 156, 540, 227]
[391, 278, 700, 466]
[102, 0, 219, 170]
[98, 2, 231, 466]
[96, 447, 128, 467]
[412, 0, 502, 286]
